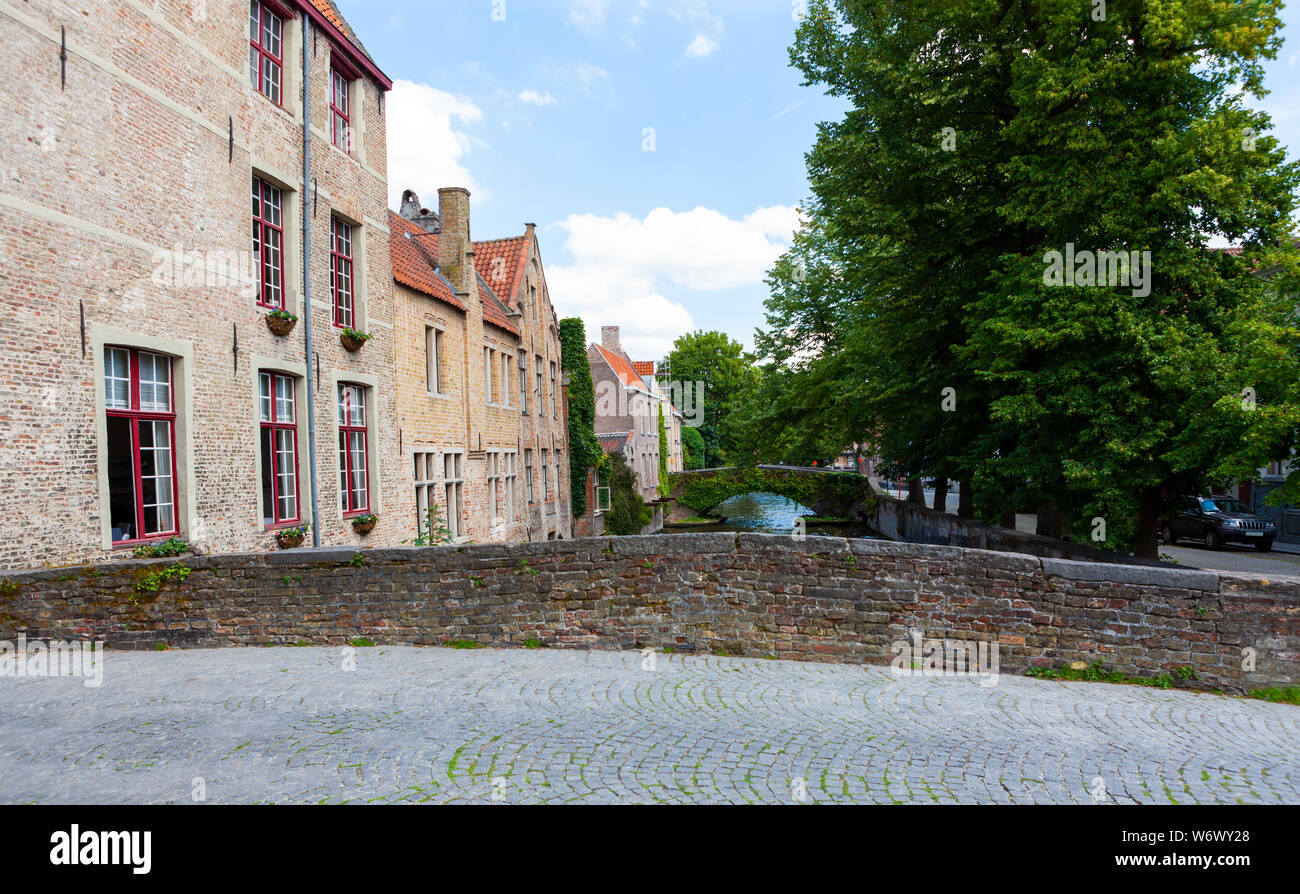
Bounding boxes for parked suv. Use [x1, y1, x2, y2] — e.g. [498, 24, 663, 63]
[1161, 495, 1277, 552]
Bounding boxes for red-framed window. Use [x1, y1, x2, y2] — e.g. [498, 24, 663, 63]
[252, 177, 284, 309]
[249, 1, 284, 105]
[104, 347, 179, 544]
[259, 372, 300, 526]
[331, 217, 354, 328]
[337, 384, 369, 515]
[330, 68, 351, 152]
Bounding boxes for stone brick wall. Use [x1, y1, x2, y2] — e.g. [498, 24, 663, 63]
[2, 534, 1295, 693]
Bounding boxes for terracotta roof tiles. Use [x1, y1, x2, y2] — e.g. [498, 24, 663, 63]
[387, 212, 464, 312]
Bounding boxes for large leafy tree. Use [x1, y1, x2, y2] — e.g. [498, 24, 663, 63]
[662, 330, 761, 466]
[755, 0, 1300, 557]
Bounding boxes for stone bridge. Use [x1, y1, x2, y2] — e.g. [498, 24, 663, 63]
[665, 465, 874, 523]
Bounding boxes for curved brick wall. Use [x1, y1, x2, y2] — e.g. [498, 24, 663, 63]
[0, 534, 1295, 693]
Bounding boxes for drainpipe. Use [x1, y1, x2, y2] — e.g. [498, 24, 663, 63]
[301, 12, 322, 548]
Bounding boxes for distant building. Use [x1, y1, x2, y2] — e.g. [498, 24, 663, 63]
[588, 328, 664, 502]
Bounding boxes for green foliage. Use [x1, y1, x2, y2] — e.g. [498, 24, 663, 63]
[605, 452, 653, 535]
[1251, 686, 1300, 705]
[657, 403, 670, 496]
[350, 638, 376, 647]
[351, 513, 378, 527]
[524, 637, 545, 649]
[266, 309, 298, 322]
[757, 0, 1300, 558]
[682, 427, 707, 470]
[340, 327, 371, 343]
[132, 537, 189, 559]
[1026, 662, 1181, 690]
[560, 317, 607, 517]
[133, 563, 192, 604]
[443, 639, 484, 650]
[410, 504, 453, 546]
[662, 330, 760, 466]
[349, 553, 366, 567]
[675, 466, 866, 514]
[517, 559, 541, 576]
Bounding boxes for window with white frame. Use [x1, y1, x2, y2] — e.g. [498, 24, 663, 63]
[524, 449, 534, 503]
[444, 452, 464, 539]
[259, 371, 299, 527]
[414, 452, 439, 538]
[518, 351, 528, 412]
[504, 452, 517, 521]
[484, 347, 494, 404]
[337, 383, 369, 515]
[105, 347, 178, 544]
[426, 327, 441, 394]
[541, 449, 549, 501]
[487, 452, 500, 521]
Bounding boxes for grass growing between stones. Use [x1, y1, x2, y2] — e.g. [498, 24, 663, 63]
[1250, 686, 1300, 705]
[1026, 662, 1194, 690]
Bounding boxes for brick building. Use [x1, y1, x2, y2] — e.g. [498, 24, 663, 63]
[589, 327, 667, 502]
[391, 189, 571, 543]
[0, 0, 404, 568]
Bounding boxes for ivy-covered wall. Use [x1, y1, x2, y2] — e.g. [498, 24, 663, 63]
[560, 318, 605, 517]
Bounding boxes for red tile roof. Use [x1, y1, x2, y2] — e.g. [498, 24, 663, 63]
[388, 212, 464, 311]
[594, 345, 648, 391]
[307, 0, 375, 64]
[597, 431, 632, 454]
[473, 235, 531, 306]
[477, 274, 520, 337]
[632, 361, 655, 377]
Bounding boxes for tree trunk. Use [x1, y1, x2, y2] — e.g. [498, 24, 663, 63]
[958, 478, 975, 518]
[1036, 502, 1066, 539]
[1133, 488, 1162, 560]
[932, 478, 949, 513]
[998, 507, 1016, 529]
[907, 476, 926, 505]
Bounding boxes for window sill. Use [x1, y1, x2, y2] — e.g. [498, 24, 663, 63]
[112, 534, 180, 550]
[264, 521, 304, 532]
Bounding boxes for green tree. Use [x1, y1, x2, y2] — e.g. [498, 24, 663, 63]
[560, 318, 607, 517]
[662, 330, 760, 467]
[605, 452, 652, 535]
[758, 0, 1300, 558]
[682, 427, 707, 470]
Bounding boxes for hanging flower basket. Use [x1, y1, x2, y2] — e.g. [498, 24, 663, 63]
[275, 526, 308, 550]
[340, 328, 371, 352]
[351, 514, 378, 536]
[265, 310, 298, 337]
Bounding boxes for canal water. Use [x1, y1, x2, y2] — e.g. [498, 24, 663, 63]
[665, 491, 876, 538]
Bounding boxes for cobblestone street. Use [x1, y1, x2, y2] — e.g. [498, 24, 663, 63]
[0, 647, 1296, 805]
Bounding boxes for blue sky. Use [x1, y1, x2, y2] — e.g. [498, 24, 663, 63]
[335, 0, 1300, 361]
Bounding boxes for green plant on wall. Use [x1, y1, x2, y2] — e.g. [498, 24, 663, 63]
[410, 504, 454, 546]
[657, 403, 670, 497]
[605, 452, 653, 535]
[560, 317, 607, 517]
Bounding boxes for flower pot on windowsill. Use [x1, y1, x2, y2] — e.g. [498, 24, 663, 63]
[351, 514, 378, 536]
[265, 311, 298, 337]
[274, 526, 308, 550]
[340, 328, 371, 353]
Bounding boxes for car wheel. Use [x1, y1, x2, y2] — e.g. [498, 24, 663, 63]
[1203, 528, 1221, 550]
[1160, 523, 1176, 545]
[1255, 541, 1273, 553]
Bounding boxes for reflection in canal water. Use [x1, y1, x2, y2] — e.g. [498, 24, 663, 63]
[666, 491, 876, 538]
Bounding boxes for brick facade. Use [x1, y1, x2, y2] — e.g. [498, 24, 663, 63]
[0, 0, 405, 569]
[391, 189, 572, 544]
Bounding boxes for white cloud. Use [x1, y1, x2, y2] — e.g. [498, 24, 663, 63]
[685, 33, 719, 58]
[386, 80, 483, 210]
[575, 62, 609, 93]
[517, 89, 558, 106]
[546, 205, 799, 358]
[568, 0, 607, 31]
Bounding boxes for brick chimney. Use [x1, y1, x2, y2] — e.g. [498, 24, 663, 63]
[437, 187, 473, 294]
[601, 326, 621, 351]
[399, 189, 440, 234]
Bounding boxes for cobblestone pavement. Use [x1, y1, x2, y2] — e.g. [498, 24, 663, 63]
[0, 647, 1296, 804]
